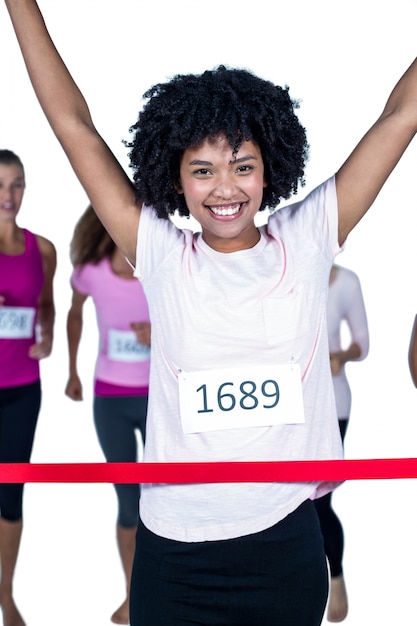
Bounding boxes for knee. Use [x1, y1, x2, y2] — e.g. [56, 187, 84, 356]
[116, 485, 139, 528]
[0, 486, 24, 521]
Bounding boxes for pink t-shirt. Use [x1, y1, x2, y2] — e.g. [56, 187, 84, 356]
[71, 258, 150, 393]
[0, 229, 44, 388]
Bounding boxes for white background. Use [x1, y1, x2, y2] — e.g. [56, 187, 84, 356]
[1, 0, 417, 623]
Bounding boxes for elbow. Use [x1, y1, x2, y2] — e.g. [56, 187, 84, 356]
[358, 346, 369, 362]
[351, 341, 368, 362]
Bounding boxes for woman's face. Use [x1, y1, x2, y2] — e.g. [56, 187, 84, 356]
[177, 135, 267, 253]
[0, 163, 25, 223]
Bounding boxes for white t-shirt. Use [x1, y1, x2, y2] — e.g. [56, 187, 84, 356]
[327, 265, 369, 419]
[134, 176, 344, 542]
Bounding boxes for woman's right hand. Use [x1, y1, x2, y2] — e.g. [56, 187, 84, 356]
[65, 374, 83, 401]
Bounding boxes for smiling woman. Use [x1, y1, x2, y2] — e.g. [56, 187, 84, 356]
[3, 0, 417, 625]
[176, 136, 267, 252]
[125, 65, 308, 225]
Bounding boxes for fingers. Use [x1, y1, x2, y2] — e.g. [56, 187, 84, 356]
[130, 321, 151, 347]
[65, 378, 83, 401]
[28, 341, 52, 360]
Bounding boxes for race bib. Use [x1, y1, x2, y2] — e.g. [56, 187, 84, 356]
[0, 306, 36, 339]
[107, 329, 150, 362]
[178, 363, 304, 434]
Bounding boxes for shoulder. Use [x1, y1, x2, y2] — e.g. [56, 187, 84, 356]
[33, 233, 57, 263]
[266, 177, 338, 258]
[333, 267, 364, 307]
[336, 265, 361, 287]
[270, 176, 337, 223]
[71, 258, 108, 290]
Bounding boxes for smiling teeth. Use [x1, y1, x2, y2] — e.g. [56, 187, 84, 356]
[210, 204, 240, 216]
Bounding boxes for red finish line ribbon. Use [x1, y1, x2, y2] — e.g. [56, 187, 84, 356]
[1, 458, 417, 483]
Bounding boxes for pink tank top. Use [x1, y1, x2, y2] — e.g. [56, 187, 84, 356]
[0, 229, 44, 388]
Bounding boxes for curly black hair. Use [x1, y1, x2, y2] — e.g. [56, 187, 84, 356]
[125, 65, 309, 219]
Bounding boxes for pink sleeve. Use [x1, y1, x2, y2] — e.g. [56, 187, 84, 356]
[70, 264, 92, 295]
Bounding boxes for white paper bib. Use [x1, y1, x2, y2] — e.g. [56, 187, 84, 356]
[0, 306, 36, 339]
[178, 363, 304, 434]
[107, 329, 150, 362]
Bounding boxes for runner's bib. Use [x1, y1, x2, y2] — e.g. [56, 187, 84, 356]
[0, 306, 36, 339]
[107, 329, 150, 362]
[179, 363, 304, 434]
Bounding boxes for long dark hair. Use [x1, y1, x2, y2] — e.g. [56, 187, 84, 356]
[70, 205, 115, 267]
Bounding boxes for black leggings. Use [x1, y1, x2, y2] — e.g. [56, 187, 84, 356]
[93, 394, 147, 528]
[0, 381, 41, 521]
[313, 419, 348, 578]
[130, 500, 328, 626]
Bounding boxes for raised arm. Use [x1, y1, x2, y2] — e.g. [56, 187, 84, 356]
[4, 0, 140, 264]
[336, 56, 417, 245]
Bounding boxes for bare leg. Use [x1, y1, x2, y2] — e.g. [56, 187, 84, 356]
[0, 518, 25, 626]
[111, 524, 137, 625]
[327, 573, 348, 623]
